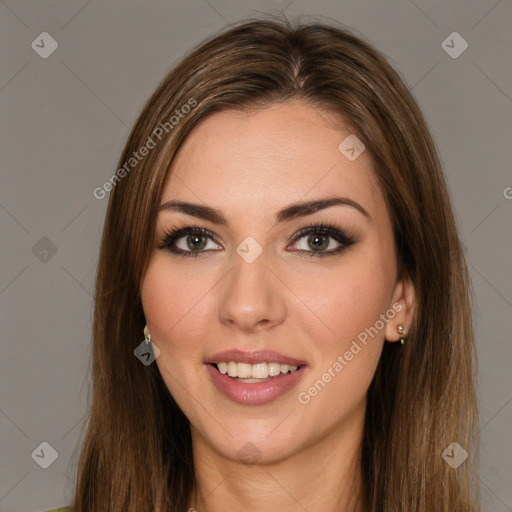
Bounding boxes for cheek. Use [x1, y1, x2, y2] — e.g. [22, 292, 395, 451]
[294, 261, 389, 415]
[292, 250, 395, 350]
[140, 257, 215, 387]
[290, 252, 394, 413]
[141, 255, 216, 342]
[140, 258, 215, 420]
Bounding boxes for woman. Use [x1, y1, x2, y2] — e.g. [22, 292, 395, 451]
[67, 18, 479, 511]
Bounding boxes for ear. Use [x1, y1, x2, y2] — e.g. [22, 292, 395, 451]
[384, 272, 415, 342]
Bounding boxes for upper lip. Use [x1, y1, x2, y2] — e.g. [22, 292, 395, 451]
[205, 350, 307, 366]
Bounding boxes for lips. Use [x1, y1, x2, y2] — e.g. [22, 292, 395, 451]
[205, 349, 307, 366]
[205, 349, 308, 405]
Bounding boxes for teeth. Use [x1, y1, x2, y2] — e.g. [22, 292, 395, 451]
[268, 362, 281, 376]
[237, 363, 252, 379]
[215, 361, 299, 379]
[251, 363, 268, 379]
[227, 362, 237, 377]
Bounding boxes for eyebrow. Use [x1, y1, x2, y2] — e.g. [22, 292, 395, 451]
[158, 196, 370, 225]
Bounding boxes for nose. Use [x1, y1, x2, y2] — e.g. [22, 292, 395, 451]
[218, 248, 286, 333]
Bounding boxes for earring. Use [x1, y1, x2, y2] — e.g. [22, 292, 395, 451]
[397, 324, 407, 345]
[143, 325, 151, 345]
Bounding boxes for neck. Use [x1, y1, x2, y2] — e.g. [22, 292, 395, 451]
[188, 411, 367, 512]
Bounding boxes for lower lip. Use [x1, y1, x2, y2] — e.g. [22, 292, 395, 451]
[206, 364, 306, 405]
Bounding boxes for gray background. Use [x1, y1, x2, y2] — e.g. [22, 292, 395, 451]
[1, 1, 511, 511]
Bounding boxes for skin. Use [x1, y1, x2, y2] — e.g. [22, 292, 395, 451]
[140, 100, 415, 512]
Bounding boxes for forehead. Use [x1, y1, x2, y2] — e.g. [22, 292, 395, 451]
[161, 100, 384, 221]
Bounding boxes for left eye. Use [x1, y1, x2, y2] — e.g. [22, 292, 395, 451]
[293, 232, 341, 253]
[289, 225, 355, 258]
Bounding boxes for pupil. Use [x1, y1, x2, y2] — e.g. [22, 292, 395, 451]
[309, 234, 328, 251]
[187, 234, 206, 250]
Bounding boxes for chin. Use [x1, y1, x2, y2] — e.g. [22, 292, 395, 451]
[192, 418, 310, 467]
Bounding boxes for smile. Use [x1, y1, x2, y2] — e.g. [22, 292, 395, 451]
[206, 362, 307, 405]
[216, 361, 300, 380]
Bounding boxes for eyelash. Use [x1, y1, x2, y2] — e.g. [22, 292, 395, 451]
[157, 222, 356, 259]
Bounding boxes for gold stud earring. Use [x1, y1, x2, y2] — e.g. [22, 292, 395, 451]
[397, 324, 407, 345]
[143, 325, 151, 345]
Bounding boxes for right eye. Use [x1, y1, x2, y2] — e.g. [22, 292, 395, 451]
[158, 225, 223, 258]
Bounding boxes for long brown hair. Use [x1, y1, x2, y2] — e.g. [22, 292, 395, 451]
[70, 18, 480, 511]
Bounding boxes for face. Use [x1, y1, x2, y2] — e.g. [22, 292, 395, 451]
[140, 100, 414, 465]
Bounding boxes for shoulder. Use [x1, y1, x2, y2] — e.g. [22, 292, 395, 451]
[44, 508, 70, 512]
